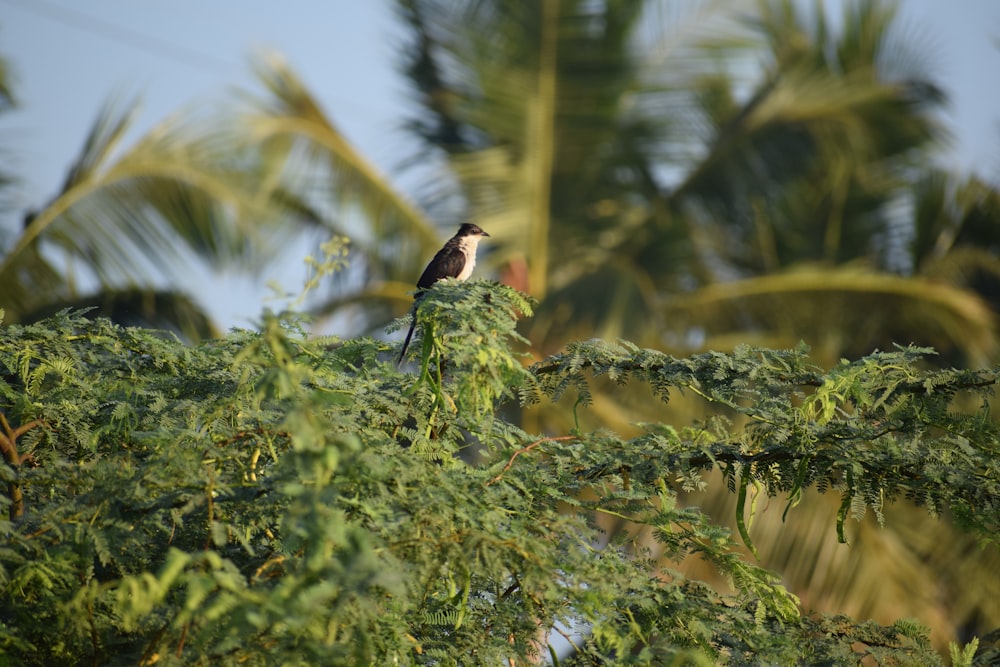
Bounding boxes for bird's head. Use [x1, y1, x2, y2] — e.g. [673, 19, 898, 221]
[457, 223, 490, 238]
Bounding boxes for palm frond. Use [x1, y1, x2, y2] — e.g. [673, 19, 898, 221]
[669, 0, 945, 273]
[0, 99, 279, 323]
[668, 265, 997, 366]
[0, 50, 19, 216]
[911, 171, 1000, 265]
[0, 49, 16, 113]
[240, 53, 439, 282]
[58, 96, 137, 193]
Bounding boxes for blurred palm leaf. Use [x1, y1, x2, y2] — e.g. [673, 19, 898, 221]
[237, 53, 441, 324]
[669, 265, 998, 366]
[0, 49, 18, 216]
[0, 97, 275, 326]
[0, 53, 14, 113]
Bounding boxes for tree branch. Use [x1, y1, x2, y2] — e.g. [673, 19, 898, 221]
[487, 435, 578, 486]
[0, 412, 43, 519]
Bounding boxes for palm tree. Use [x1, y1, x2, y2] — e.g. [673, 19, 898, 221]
[235, 54, 443, 328]
[384, 0, 1000, 647]
[1, 97, 265, 338]
[389, 0, 1000, 367]
[0, 54, 442, 340]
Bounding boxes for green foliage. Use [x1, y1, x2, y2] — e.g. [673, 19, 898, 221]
[396, 279, 535, 427]
[533, 339, 1000, 550]
[0, 283, 997, 665]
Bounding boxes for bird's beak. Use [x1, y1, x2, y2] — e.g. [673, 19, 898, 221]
[481, 231, 490, 237]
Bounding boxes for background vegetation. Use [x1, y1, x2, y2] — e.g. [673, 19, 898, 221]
[2, 0, 1000, 661]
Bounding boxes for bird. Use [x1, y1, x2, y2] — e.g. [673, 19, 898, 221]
[398, 223, 491, 364]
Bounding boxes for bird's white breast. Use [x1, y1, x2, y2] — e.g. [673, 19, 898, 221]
[455, 235, 482, 281]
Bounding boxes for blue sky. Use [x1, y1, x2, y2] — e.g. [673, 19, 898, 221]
[1, 0, 999, 330]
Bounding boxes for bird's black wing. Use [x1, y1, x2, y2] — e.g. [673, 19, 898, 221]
[416, 242, 466, 289]
[400, 238, 468, 365]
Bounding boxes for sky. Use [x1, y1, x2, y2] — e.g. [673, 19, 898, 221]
[1, 0, 999, 331]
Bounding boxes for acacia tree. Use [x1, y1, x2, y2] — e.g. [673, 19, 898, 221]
[0, 280, 997, 665]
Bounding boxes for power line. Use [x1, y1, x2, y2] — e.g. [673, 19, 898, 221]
[0, 0, 238, 72]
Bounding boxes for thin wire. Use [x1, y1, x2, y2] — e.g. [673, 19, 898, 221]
[0, 0, 238, 72]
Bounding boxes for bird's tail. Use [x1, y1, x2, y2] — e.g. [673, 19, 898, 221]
[397, 318, 417, 365]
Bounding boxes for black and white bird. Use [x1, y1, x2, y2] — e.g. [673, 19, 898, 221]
[398, 223, 490, 364]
